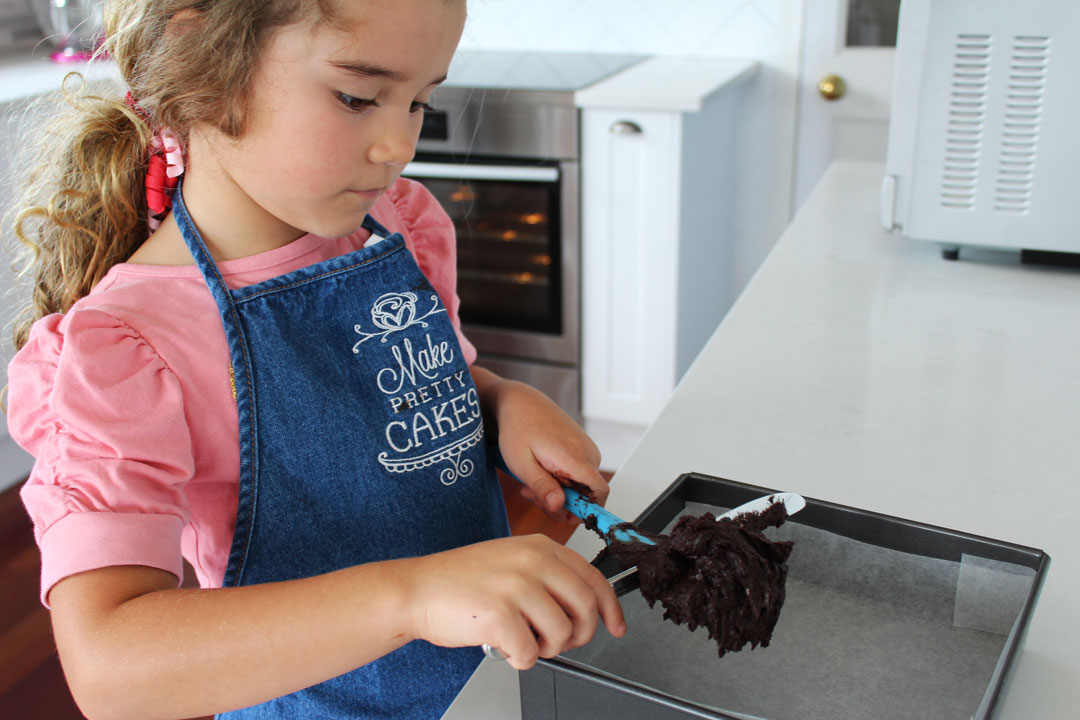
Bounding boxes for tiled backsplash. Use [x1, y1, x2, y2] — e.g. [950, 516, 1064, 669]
[461, 0, 781, 57]
[4, 0, 790, 59]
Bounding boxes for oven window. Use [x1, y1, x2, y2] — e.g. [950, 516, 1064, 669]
[415, 174, 562, 335]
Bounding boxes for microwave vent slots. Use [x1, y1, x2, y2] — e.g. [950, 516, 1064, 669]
[993, 35, 1049, 214]
[886, 0, 1078, 254]
[940, 33, 991, 211]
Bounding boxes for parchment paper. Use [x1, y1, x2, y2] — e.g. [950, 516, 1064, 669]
[561, 502, 1035, 720]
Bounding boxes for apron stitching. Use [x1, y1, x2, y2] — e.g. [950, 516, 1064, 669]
[173, 188, 260, 587]
[233, 309, 258, 586]
[215, 288, 259, 586]
[208, 273, 260, 587]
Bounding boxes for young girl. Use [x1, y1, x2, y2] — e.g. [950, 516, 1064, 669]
[4, 1, 626, 718]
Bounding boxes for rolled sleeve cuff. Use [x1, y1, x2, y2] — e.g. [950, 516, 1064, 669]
[38, 511, 185, 607]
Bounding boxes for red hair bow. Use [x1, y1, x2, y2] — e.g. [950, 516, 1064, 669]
[125, 92, 185, 231]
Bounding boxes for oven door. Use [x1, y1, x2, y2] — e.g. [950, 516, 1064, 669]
[403, 159, 579, 367]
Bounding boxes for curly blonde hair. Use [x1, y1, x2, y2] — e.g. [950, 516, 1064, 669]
[6, 0, 336, 351]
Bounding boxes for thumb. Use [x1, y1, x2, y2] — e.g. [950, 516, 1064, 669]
[515, 458, 567, 514]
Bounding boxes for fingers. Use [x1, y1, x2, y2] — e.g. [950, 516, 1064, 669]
[414, 536, 625, 671]
[486, 580, 574, 669]
[553, 544, 627, 641]
[515, 559, 596, 653]
[534, 447, 610, 508]
[518, 486, 576, 523]
[593, 567, 628, 638]
[492, 609, 542, 670]
[515, 459, 568, 515]
[515, 454, 611, 516]
[561, 462, 609, 507]
[518, 543, 627, 661]
[518, 591, 576, 659]
[491, 541, 627, 669]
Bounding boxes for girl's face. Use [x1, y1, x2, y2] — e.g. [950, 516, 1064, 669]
[198, 0, 466, 242]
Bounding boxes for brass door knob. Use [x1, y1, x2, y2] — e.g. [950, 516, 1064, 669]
[817, 74, 847, 101]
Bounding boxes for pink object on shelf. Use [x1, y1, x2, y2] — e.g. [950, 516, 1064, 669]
[49, 48, 97, 63]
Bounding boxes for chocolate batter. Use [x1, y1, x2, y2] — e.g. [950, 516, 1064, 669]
[552, 470, 598, 503]
[596, 502, 793, 657]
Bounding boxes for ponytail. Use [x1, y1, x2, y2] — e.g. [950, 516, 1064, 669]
[7, 75, 152, 350]
[5, 0, 341, 352]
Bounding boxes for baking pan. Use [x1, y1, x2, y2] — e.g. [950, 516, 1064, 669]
[520, 473, 1049, 720]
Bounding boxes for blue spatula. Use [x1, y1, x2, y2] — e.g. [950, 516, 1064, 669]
[493, 454, 655, 545]
[485, 456, 804, 660]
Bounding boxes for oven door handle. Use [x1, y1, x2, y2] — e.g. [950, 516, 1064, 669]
[402, 162, 560, 183]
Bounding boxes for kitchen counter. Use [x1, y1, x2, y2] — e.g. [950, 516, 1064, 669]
[443, 160, 1080, 719]
[575, 56, 756, 111]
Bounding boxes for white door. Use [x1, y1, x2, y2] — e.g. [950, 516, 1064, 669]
[793, 0, 900, 209]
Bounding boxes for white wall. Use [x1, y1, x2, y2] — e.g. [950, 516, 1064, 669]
[459, 0, 805, 297]
[0, 0, 39, 52]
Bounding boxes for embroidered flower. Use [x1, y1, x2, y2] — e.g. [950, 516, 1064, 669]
[371, 292, 418, 331]
[353, 292, 446, 351]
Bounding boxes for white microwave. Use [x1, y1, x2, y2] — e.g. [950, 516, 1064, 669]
[880, 0, 1079, 257]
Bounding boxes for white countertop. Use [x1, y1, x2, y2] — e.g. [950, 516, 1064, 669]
[575, 56, 757, 111]
[443, 160, 1080, 719]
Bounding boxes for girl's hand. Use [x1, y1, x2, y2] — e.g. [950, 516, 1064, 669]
[472, 367, 608, 522]
[405, 535, 626, 670]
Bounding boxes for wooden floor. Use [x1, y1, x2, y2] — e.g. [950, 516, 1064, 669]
[0, 471, 599, 718]
[0, 479, 83, 719]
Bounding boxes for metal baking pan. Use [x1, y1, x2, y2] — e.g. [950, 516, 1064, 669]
[520, 472, 1050, 720]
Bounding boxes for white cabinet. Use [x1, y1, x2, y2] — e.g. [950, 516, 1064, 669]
[579, 62, 753, 466]
[581, 109, 680, 426]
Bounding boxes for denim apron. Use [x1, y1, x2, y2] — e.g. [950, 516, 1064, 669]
[170, 186, 510, 719]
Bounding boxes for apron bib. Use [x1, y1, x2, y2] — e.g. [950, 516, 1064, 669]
[170, 186, 509, 719]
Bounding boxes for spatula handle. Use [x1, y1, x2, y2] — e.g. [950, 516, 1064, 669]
[492, 451, 655, 545]
[560, 487, 655, 544]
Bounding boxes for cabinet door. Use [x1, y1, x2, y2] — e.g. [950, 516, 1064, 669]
[581, 108, 680, 426]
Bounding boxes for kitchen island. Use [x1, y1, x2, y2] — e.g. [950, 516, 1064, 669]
[443, 160, 1080, 719]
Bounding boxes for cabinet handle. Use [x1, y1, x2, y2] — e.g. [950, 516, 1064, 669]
[609, 120, 643, 135]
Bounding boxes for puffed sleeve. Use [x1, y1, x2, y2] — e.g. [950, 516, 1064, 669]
[7, 309, 193, 605]
[381, 177, 478, 365]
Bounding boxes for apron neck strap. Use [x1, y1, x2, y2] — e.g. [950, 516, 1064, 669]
[360, 214, 393, 244]
[171, 180, 392, 298]
[171, 178, 233, 301]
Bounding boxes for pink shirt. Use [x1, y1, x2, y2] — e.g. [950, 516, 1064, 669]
[7, 178, 476, 605]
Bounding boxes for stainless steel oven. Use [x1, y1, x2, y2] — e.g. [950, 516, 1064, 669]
[406, 89, 580, 418]
[403, 52, 645, 421]
[403, 50, 639, 423]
